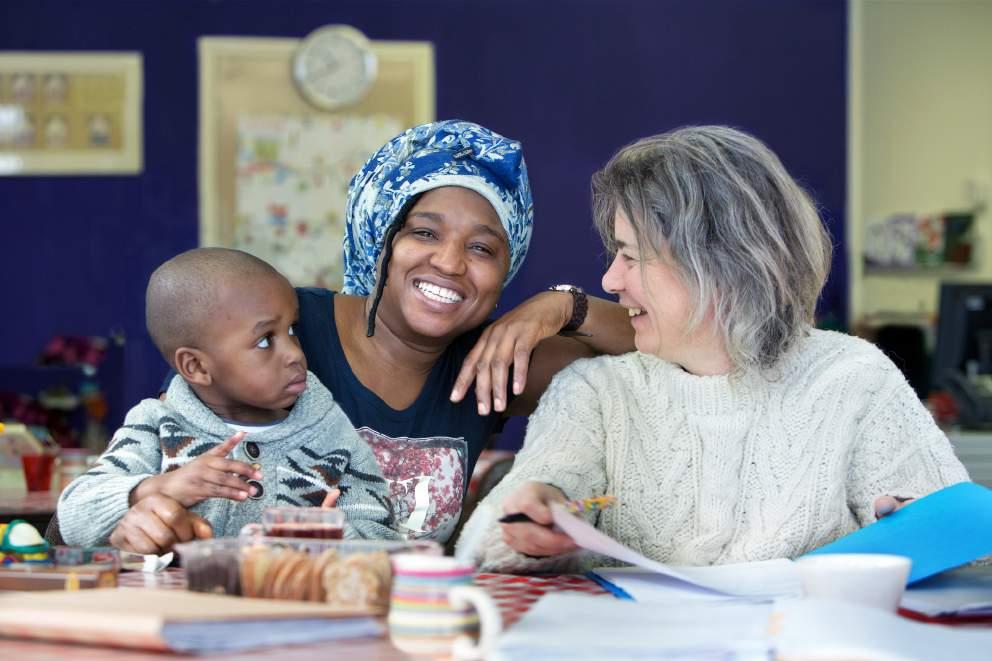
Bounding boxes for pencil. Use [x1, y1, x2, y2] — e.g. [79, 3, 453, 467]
[564, 495, 616, 514]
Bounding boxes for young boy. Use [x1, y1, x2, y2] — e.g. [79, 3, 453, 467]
[58, 248, 396, 549]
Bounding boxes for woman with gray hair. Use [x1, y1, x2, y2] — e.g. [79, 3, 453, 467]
[457, 125, 970, 572]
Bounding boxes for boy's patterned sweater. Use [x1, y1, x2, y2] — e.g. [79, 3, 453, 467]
[58, 372, 396, 545]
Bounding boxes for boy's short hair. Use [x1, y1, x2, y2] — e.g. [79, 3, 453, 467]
[146, 247, 286, 365]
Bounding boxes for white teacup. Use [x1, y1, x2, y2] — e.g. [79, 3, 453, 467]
[795, 553, 911, 612]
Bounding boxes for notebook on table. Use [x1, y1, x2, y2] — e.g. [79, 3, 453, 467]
[0, 588, 383, 653]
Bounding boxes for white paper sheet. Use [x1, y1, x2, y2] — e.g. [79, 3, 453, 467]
[492, 592, 773, 661]
[551, 503, 800, 599]
[494, 592, 992, 661]
[595, 565, 802, 603]
[773, 597, 992, 661]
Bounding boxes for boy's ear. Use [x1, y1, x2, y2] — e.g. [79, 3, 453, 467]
[174, 347, 212, 387]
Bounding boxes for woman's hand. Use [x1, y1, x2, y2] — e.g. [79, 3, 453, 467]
[110, 493, 213, 554]
[451, 291, 571, 415]
[500, 481, 578, 558]
[130, 431, 261, 507]
[874, 495, 914, 520]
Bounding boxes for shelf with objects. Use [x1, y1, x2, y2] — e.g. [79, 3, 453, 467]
[862, 210, 976, 276]
[0, 333, 124, 451]
[856, 208, 988, 405]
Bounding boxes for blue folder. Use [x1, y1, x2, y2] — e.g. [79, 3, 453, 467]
[803, 481, 992, 584]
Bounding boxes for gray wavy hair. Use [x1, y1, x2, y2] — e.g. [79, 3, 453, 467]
[592, 125, 832, 371]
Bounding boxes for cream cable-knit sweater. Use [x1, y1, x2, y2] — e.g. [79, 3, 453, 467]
[459, 330, 970, 573]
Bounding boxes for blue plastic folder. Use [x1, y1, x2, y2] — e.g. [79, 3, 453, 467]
[804, 482, 992, 584]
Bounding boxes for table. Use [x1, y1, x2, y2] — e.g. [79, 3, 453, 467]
[0, 570, 610, 659]
[0, 491, 58, 531]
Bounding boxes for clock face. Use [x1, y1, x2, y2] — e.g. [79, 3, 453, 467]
[293, 26, 377, 111]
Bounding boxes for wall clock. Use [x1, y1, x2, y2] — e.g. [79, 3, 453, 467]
[292, 25, 377, 111]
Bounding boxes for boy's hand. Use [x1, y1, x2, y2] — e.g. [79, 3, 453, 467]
[131, 431, 262, 507]
[321, 488, 340, 508]
[110, 493, 213, 554]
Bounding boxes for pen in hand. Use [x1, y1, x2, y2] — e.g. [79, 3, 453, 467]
[498, 511, 538, 524]
[499, 495, 617, 524]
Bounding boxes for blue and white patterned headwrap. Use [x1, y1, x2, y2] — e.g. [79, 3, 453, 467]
[342, 119, 534, 296]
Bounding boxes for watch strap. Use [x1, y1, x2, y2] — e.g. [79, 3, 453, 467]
[549, 285, 588, 333]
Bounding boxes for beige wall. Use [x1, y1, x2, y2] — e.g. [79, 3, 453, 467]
[849, 0, 992, 323]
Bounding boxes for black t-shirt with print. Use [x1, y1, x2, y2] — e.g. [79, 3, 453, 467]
[295, 287, 504, 544]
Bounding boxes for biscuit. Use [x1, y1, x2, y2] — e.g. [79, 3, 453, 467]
[322, 552, 391, 613]
[239, 545, 271, 598]
[308, 549, 340, 602]
[279, 552, 311, 601]
[260, 549, 290, 599]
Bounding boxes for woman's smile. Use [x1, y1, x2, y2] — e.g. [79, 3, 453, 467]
[414, 278, 465, 305]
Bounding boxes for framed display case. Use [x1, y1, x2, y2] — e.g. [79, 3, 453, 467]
[0, 52, 142, 175]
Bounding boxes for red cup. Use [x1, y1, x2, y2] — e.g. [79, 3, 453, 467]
[21, 454, 56, 491]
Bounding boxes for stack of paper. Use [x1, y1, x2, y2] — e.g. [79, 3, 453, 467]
[526, 486, 992, 659]
[774, 597, 992, 660]
[492, 592, 773, 661]
[592, 563, 800, 604]
[494, 592, 992, 661]
[495, 592, 992, 661]
[901, 565, 992, 617]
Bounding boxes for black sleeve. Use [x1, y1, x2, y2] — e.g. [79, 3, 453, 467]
[295, 287, 338, 390]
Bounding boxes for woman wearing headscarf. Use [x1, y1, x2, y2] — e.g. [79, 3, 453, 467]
[106, 120, 634, 550]
[291, 120, 633, 544]
[458, 125, 970, 572]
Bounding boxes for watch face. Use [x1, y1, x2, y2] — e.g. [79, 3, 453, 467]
[293, 26, 377, 110]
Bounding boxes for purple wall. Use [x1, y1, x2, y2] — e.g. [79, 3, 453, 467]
[0, 0, 848, 436]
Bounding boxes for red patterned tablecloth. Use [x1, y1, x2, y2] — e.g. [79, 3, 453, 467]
[474, 572, 608, 628]
[116, 568, 610, 631]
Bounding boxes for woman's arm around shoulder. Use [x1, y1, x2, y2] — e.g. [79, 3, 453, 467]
[451, 290, 634, 416]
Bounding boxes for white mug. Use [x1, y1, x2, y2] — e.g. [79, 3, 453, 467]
[795, 553, 912, 612]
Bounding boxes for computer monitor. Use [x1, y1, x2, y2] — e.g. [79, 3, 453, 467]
[933, 283, 992, 428]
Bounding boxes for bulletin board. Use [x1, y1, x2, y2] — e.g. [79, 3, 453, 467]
[198, 36, 434, 289]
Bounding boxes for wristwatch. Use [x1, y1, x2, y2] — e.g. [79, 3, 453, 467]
[548, 284, 588, 333]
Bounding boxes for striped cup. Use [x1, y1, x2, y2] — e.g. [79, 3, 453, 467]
[388, 554, 501, 659]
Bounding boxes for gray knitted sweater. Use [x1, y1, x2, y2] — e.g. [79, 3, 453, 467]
[58, 372, 397, 546]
